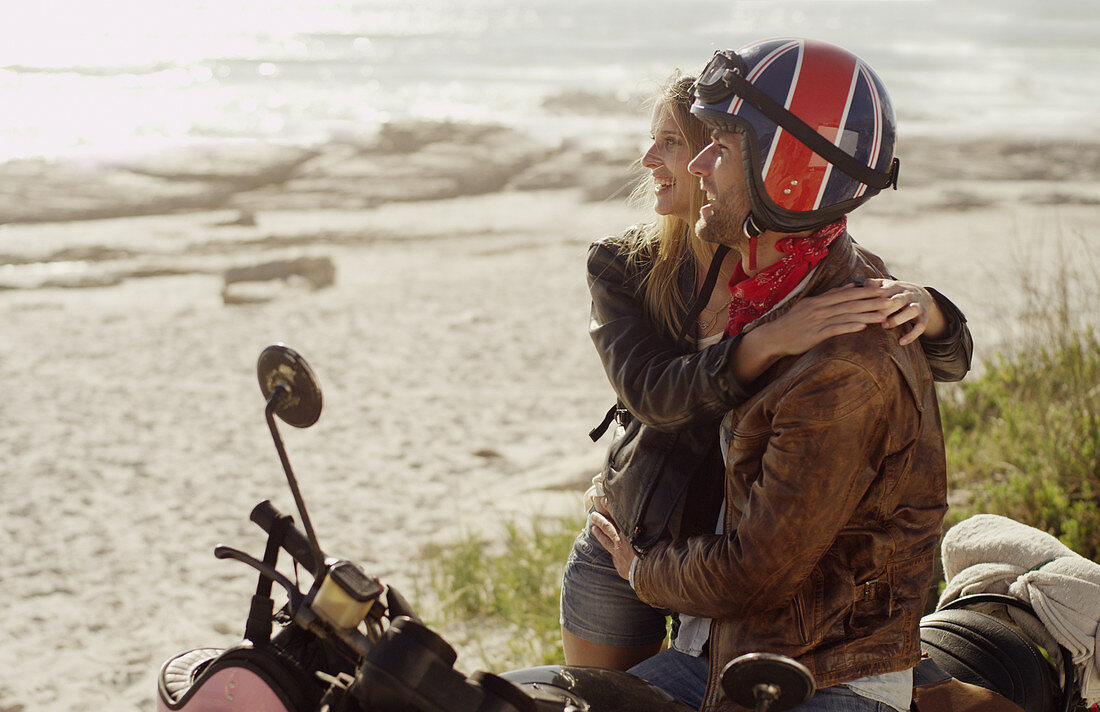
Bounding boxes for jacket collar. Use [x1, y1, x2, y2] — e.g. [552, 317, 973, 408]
[800, 230, 862, 296]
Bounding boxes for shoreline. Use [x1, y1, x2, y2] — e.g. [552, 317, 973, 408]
[4, 122, 1100, 227]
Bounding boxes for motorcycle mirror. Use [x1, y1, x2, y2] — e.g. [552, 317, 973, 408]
[257, 344, 326, 576]
[720, 653, 815, 712]
[257, 344, 322, 428]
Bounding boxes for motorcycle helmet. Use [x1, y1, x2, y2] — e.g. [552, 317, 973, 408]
[691, 37, 900, 234]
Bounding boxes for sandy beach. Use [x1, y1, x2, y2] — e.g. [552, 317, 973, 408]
[2, 123, 1099, 711]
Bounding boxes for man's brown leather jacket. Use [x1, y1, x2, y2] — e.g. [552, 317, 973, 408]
[631, 233, 949, 711]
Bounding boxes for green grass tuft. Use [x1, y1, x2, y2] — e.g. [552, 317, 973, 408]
[417, 515, 585, 668]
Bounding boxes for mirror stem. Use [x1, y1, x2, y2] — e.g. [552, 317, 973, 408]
[266, 384, 325, 578]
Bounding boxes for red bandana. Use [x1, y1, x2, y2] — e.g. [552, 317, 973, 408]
[726, 217, 847, 337]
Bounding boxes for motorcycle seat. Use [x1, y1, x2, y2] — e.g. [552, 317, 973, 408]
[919, 605, 1063, 712]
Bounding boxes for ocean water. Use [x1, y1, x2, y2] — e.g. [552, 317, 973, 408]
[2, 0, 1098, 162]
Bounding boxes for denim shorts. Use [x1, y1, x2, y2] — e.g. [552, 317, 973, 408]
[559, 516, 669, 647]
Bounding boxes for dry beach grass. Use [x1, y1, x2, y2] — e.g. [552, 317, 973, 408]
[1, 123, 1098, 710]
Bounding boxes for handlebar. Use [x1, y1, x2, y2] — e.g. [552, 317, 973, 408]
[250, 500, 320, 573]
[250, 499, 420, 622]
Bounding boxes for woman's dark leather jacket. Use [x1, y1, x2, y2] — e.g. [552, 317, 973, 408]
[587, 230, 973, 549]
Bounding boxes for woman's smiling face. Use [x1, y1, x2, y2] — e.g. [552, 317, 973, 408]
[641, 103, 696, 223]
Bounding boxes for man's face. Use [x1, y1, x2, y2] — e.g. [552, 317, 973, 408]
[688, 129, 752, 248]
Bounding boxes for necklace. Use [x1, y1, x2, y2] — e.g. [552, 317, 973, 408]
[697, 298, 732, 333]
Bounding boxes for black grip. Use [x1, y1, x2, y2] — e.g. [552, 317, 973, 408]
[385, 585, 420, 623]
[250, 500, 319, 573]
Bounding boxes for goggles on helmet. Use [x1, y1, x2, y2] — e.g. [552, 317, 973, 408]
[695, 50, 749, 105]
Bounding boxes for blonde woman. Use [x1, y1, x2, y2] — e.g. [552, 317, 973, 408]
[559, 74, 972, 670]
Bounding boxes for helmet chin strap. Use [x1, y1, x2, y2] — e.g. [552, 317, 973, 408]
[742, 214, 763, 271]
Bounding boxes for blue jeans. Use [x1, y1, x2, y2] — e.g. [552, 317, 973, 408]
[628, 648, 709, 709]
[629, 649, 903, 711]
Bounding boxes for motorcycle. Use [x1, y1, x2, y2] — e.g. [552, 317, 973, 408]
[156, 345, 1083, 712]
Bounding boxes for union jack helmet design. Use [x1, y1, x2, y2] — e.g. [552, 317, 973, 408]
[692, 38, 900, 233]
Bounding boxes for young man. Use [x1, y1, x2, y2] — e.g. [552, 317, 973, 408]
[592, 38, 949, 712]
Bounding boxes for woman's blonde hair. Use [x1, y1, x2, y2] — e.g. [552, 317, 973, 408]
[623, 73, 714, 338]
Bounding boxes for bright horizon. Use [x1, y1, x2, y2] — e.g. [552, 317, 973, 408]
[1, 0, 1094, 161]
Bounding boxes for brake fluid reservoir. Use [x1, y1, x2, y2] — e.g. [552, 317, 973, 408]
[314, 561, 382, 629]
